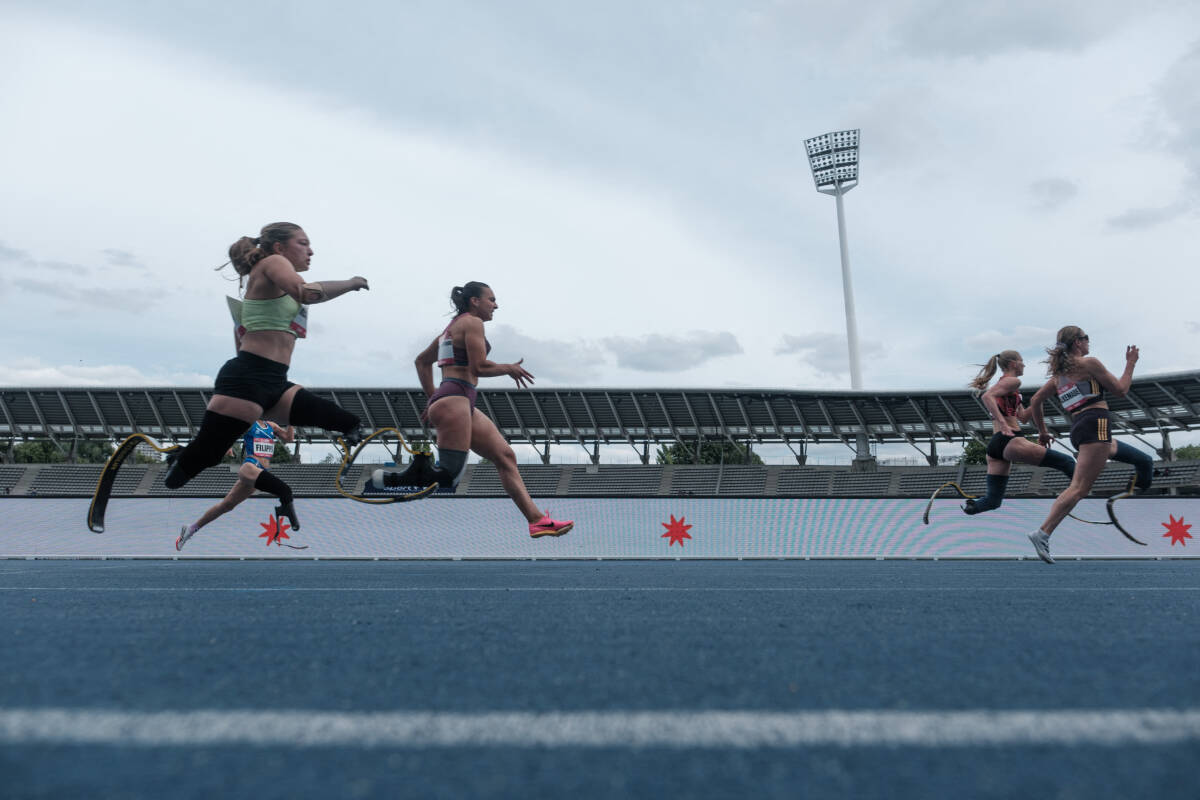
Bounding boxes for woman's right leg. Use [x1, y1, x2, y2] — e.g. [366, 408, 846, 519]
[192, 474, 258, 533]
[177, 473, 256, 550]
[465, 409, 542, 523]
[1039, 442, 1110, 535]
[165, 395, 260, 489]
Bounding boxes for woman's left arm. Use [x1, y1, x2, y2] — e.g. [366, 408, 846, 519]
[1085, 346, 1139, 396]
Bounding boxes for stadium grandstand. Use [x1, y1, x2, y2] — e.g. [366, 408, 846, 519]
[2, 371, 1199, 499]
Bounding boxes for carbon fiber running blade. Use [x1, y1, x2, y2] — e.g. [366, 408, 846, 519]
[1106, 492, 1148, 546]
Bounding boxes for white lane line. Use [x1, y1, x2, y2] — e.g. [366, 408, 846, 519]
[1, 586, 1198, 592]
[1, 709, 1198, 749]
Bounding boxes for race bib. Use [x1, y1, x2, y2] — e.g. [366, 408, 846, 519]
[1057, 382, 1085, 411]
[289, 305, 309, 338]
[252, 436, 275, 458]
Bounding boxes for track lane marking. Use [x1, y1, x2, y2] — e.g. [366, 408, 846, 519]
[1, 586, 1199, 592]
[2, 708, 1198, 748]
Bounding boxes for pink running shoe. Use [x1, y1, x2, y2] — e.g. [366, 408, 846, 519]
[529, 513, 573, 538]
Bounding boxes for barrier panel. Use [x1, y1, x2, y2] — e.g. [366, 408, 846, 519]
[1, 497, 1197, 558]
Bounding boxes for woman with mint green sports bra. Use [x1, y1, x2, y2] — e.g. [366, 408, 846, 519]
[163, 222, 370, 531]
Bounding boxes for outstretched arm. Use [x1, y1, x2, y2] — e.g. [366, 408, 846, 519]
[260, 255, 369, 304]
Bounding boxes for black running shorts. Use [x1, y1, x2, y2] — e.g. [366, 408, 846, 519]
[213, 351, 295, 411]
[1069, 407, 1111, 449]
[986, 432, 1017, 460]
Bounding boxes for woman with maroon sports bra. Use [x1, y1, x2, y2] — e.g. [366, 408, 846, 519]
[1024, 326, 1153, 564]
[409, 281, 573, 538]
[964, 350, 1075, 516]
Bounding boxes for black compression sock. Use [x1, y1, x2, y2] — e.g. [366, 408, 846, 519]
[1039, 448, 1076, 480]
[165, 411, 250, 489]
[1112, 441, 1154, 491]
[288, 388, 360, 436]
[254, 469, 294, 503]
[964, 474, 1008, 514]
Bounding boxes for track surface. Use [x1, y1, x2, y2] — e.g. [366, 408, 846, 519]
[1, 559, 1198, 798]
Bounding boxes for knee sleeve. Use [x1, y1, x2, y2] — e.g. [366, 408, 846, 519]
[165, 411, 249, 489]
[1113, 441, 1154, 490]
[1039, 448, 1076, 480]
[969, 474, 1009, 514]
[254, 469, 294, 503]
[432, 448, 469, 488]
[288, 388, 359, 435]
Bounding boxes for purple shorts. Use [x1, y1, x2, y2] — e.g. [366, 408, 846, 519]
[423, 378, 477, 420]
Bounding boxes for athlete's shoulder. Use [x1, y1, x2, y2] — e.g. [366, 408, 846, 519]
[992, 375, 1021, 392]
[455, 314, 485, 332]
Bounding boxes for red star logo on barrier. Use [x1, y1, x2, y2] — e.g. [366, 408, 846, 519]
[1161, 515, 1192, 547]
[661, 514, 693, 547]
[259, 514, 292, 547]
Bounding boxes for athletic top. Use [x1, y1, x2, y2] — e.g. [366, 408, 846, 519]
[1056, 375, 1103, 413]
[228, 295, 308, 339]
[996, 391, 1022, 419]
[436, 314, 491, 367]
[242, 420, 275, 467]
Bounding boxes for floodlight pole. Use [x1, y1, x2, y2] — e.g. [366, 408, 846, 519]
[832, 187, 863, 391]
[806, 128, 872, 468]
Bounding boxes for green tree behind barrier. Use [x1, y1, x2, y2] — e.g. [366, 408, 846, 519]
[656, 439, 763, 465]
[4, 439, 116, 464]
[961, 438, 987, 465]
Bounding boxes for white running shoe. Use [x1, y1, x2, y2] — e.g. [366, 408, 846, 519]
[1027, 530, 1054, 564]
[175, 525, 195, 551]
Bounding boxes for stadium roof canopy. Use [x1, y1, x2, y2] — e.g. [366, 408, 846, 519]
[3, 371, 1199, 461]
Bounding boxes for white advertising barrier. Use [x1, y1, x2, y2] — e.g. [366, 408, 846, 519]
[1, 497, 1198, 558]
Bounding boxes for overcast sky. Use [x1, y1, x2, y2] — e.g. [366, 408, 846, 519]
[2, 1, 1197, 462]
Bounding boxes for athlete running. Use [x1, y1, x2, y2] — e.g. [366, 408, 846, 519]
[176, 420, 295, 550]
[381, 281, 573, 538]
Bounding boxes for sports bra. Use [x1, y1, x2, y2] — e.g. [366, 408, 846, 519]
[227, 295, 308, 339]
[436, 313, 491, 367]
[996, 391, 1022, 419]
[1056, 375, 1104, 413]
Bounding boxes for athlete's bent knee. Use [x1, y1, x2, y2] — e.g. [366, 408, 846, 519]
[166, 412, 249, 489]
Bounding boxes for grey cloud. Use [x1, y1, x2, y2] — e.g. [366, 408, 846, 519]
[1187, 321, 1200, 334]
[1106, 202, 1190, 231]
[40, 260, 89, 275]
[12, 277, 143, 311]
[103, 248, 148, 271]
[775, 332, 884, 377]
[0, 242, 35, 265]
[1029, 178, 1077, 210]
[1156, 42, 1200, 196]
[603, 331, 742, 373]
[891, 0, 1147, 59]
[0, 241, 89, 276]
[488, 324, 607, 382]
[963, 326, 1055, 353]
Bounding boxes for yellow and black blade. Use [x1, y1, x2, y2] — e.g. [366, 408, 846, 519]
[87, 433, 180, 533]
[922, 481, 976, 525]
[334, 427, 437, 504]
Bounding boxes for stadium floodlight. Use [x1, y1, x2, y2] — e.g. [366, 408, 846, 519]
[806, 128, 871, 465]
